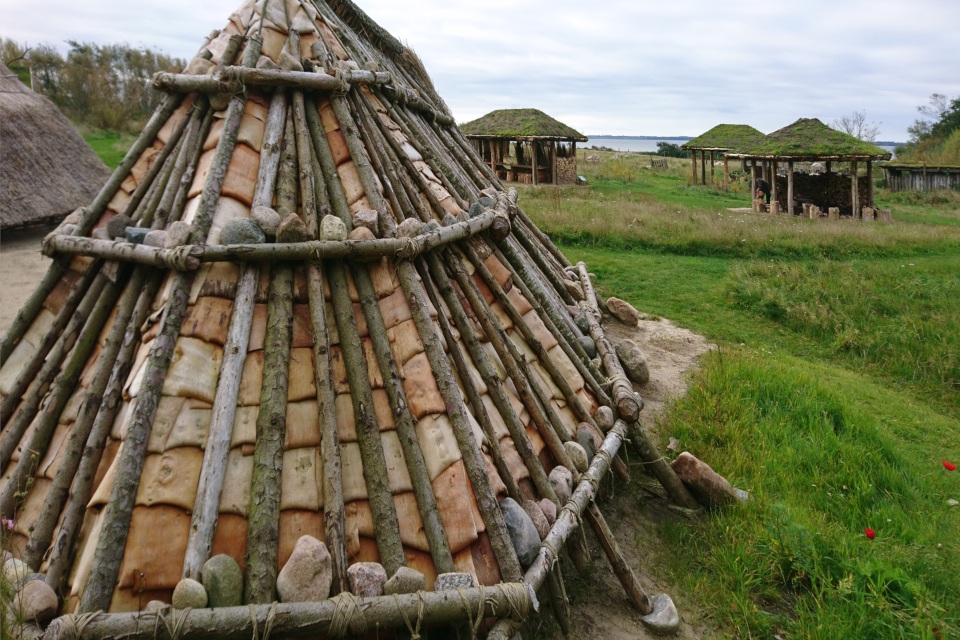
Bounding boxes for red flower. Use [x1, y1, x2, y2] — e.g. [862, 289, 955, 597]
[865, 528, 876, 540]
[943, 461, 957, 471]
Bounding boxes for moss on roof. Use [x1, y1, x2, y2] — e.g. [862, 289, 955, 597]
[745, 118, 891, 158]
[681, 124, 767, 152]
[460, 109, 587, 141]
[881, 162, 960, 170]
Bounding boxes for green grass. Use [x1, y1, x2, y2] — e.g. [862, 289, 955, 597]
[544, 157, 960, 638]
[81, 129, 137, 169]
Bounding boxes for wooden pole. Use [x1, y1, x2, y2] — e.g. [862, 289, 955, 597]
[787, 161, 795, 216]
[709, 150, 715, 185]
[0, 256, 70, 365]
[586, 502, 653, 613]
[691, 151, 697, 185]
[151, 67, 392, 93]
[181, 83, 284, 581]
[532, 140, 538, 186]
[700, 149, 706, 186]
[723, 154, 729, 190]
[771, 159, 778, 207]
[851, 160, 859, 218]
[553, 141, 558, 185]
[867, 160, 874, 208]
[750, 161, 757, 211]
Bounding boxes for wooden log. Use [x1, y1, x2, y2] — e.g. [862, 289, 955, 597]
[546, 566, 572, 637]
[0, 268, 108, 467]
[181, 85, 285, 581]
[532, 141, 539, 187]
[43, 272, 162, 594]
[151, 68, 393, 94]
[574, 262, 638, 422]
[21, 267, 150, 569]
[723, 154, 729, 190]
[585, 502, 652, 614]
[135, 135, 183, 228]
[41, 235, 202, 270]
[0, 259, 101, 426]
[709, 150, 715, 185]
[771, 160, 778, 204]
[43, 583, 537, 640]
[244, 107, 297, 605]
[299, 95, 350, 595]
[700, 149, 706, 186]
[329, 91, 456, 576]
[78, 37, 257, 614]
[0, 269, 128, 518]
[867, 160, 874, 208]
[788, 160, 795, 216]
[751, 161, 758, 211]
[486, 420, 629, 640]
[511, 220, 576, 308]
[151, 100, 215, 230]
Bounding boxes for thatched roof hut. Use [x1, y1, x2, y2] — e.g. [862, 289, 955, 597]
[0, 66, 111, 229]
[461, 109, 587, 185]
[681, 124, 767, 187]
[728, 118, 892, 216]
[0, 2, 693, 637]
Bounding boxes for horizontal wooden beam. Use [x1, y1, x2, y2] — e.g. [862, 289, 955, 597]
[725, 153, 890, 161]
[42, 210, 504, 271]
[151, 68, 392, 94]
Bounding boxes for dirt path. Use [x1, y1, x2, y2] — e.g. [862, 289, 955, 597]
[0, 224, 54, 335]
[528, 315, 716, 639]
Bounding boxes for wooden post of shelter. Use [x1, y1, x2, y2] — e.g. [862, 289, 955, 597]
[723, 154, 729, 190]
[867, 159, 874, 208]
[750, 160, 757, 211]
[851, 159, 859, 218]
[709, 151, 715, 185]
[700, 149, 706, 185]
[826, 160, 832, 175]
[787, 160, 794, 216]
[691, 151, 698, 185]
[532, 140, 538, 186]
[771, 159, 778, 206]
[552, 141, 558, 185]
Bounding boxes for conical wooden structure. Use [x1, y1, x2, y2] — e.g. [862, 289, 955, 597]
[0, 1, 695, 636]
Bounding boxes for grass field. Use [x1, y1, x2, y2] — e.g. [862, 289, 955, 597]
[82, 129, 139, 170]
[523, 151, 960, 638]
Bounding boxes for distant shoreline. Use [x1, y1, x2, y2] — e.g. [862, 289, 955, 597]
[587, 135, 690, 140]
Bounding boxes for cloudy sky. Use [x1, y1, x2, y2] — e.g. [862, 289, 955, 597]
[4, 0, 959, 140]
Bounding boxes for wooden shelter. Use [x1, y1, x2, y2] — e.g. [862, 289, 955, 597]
[882, 162, 960, 192]
[727, 118, 892, 217]
[0, 1, 699, 637]
[0, 65, 111, 229]
[460, 109, 587, 186]
[681, 124, 766, 188]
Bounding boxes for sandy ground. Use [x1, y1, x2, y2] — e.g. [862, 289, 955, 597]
[527, 314, 717, 640]
[0, 224, 54, 335]
[0, 229, 717, 637]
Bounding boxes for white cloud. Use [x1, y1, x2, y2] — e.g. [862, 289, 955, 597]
[2, 0, 958, 139]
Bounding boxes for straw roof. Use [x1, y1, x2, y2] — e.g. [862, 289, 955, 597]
[739, 118, 892, 159]
[681, 124, 766, 152]
[461, 108, 587, 141]
[0, 66, 111, 229]
[0, 0, 654, 632]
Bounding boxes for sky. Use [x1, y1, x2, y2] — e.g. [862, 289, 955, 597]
[3, 0, 959, 141]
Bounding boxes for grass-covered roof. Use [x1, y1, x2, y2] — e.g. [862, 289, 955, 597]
[743, 118, 891, 158]
[460, 109, 587, 141]
[681, 124, 766, 152]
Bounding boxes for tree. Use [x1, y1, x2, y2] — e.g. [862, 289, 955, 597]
[831, 110, 881, 142]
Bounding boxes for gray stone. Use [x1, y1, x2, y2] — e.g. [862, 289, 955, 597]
[143, 230, 167, 248]
[15, 573, 45, 591]
[607, 297, 640, 326]
[564, 441, 589, 473]
[1, 550, 11, 563]
[468, 202, 484, 218]
[594, 406, 615, 432]
[481, 187, 498, 199]
[441, 213, 458, 227]
[523, 500, 551, 541]
[456, 210, 470, 223]
[172, 578, 208, 609]
[640, 593, 680, 635]
[538, 499, 557, 526]
[363, 60, 379, 72]
[219, 218, 265, 245]
[14, 622, 43, 640]
[279, 50, 304, 72]
[63, 210, 83, 225]
[125, 226, 150, 244]
[144, 600, 168, 613]
[563, 279, 584, 302]
[3, 558, 29, 585]
[92, 227, 111, 240]
[106, 214, 133, 239]
[549, 466, 574, 504]
[670, 452, 740, 509]
[574, 311, 590, 335]
[320, 215, 347, 241]
[60, 223, 78, 236]
[575, 427, 596, 464]
[434, 572, 477, 591]
[347, 562, 387, 597]
[276, 215, 308, 244]
[165, 221, 192, 247]
[383, 566, 426, 595]
[615, 339, 649, 385]
[12, 580, 58, 625]
[352, 209, 379, 236]
[500, 497, 541, 567]
[200, 554, 243, 608]
[256, 55, 279, 70]
[277, 536, 332, 603]
[348, 226, 376, 242]
[398, 217, 421, 238]
[578, 336, 597, 359]
[426, 220, 440, 231]
[478, 196, 495, 209]
[733, 488, 750, 503]
[251, 206, 281, 237]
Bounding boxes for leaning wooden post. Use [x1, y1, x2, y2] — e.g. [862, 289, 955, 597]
[788, 160, 795, 216]
[0, 257, 70, 366]
[78, 35, 252, 614]
[585, 502, 653, 613]
[574, 262, 701, 510]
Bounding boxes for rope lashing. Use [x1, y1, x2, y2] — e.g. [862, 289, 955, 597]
[249, 602, 278, 640]
[60, 610, 103, 640]
[168, 245, 200, 271]
[153, 605, 191, 640]
[393, 592, 426, 640]
[327, 592, 368, 637]
[456, 585, 487, 640]
[331, 68, 350, 96]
